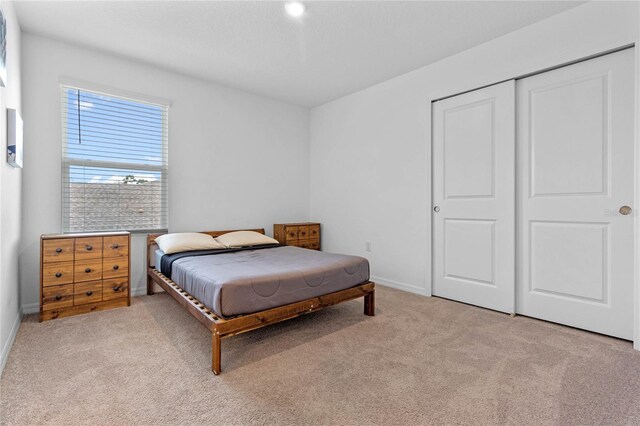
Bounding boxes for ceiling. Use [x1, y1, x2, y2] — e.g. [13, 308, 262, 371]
[13, 1, 585, 107]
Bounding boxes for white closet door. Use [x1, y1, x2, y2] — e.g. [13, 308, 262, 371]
[517, 49, 635, 339]
[433, 81, 515, 313]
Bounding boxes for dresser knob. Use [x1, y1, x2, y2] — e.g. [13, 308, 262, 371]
[86, 291, 93, 296]
[112, 244, 119, 249]
[85, 268, 91, 273]
[55, 272, 62, 278]
[55, 248, 62, 253]
[55, 295, 62, 301]
[113, 265, 119, 270]
[86, 245, 92, 251]
[113, 285, 121, 292]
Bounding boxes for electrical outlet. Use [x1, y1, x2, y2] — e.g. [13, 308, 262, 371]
[365, 241, 372, 252]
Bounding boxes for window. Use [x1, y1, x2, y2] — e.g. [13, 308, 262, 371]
[62, 86, 168, 232]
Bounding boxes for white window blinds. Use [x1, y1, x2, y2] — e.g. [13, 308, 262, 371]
[62, 85, 169, 232]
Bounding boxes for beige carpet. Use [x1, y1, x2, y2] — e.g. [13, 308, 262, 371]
[1, 286, 640, 425]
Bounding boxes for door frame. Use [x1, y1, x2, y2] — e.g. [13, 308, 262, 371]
[427, 44, 640, 350]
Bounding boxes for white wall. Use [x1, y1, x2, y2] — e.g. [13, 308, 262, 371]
[309, 2, 640, 297]
[20, 34, 310, 311]
[0, 0, 22, 374]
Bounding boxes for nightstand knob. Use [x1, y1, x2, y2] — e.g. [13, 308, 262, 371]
[112, 244, 119, 249]
[55, 272, 62, 278]
[86, 245, 92, 251]
[85, 268, 92, 273]
[55, 248, 62, 253]
[86, 291, 93, 296]
[113, 265, 119, 270]
[55, 295, 62, 301]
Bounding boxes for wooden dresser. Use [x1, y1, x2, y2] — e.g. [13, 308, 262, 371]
[40, 231, 131, 321]
[273, 223, 321, 250]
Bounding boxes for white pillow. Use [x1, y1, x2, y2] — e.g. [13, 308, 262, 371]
[155, 232, 225, 254]
[215, 231, 279, 248]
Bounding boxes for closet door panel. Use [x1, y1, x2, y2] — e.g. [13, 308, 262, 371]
[517, 49, 634, 339]
[432, 80, 515, 313]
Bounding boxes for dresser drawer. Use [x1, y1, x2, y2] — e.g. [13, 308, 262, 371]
[285, 226, 299, 241]
[103, 236, 129, 258]
[103, 257, 128, 279]
[74, 259, 103, 282]
[42, 239, 74, 263]
[103, 278, 129, 301]
[42, 284, 74, 310]
[308, 240, 320, 250]
[42, 261, 74, 286]
[309, 225, 320, 239]
[74, 281, 103, 305]
[75, 237, 103, 260]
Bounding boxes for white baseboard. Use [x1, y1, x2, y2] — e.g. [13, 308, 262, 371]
[21, 303, 39, 315]
[131, 287, 148, 297]
[371, 275, 431, 297]
[0, 311, 22, 377]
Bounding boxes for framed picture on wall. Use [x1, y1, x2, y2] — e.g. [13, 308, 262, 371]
[0, 8, 6, 88]
[7, 108, 22, 168]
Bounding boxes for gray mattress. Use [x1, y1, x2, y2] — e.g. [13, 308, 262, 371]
[168, 246, 370, 317]
[155, 249, 165, 271]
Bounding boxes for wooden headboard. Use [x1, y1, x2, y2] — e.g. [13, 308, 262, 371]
[147, 228, 265, 268]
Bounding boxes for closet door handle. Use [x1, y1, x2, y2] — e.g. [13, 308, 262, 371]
[433, 206, 440, 213]
[619, 206, 632, 215]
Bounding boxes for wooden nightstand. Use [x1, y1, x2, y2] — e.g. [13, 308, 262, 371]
[40, 231, 131, 321]
[273, 223, 321, 250]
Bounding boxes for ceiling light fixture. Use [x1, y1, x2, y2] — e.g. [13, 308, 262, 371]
[285, 1, 306, 18]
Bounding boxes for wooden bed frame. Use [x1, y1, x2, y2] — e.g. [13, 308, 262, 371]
[146, 228, 375, 374]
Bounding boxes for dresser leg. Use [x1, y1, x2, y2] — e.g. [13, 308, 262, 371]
[364, 289, 375, 316]
[212, 332, 221, 375]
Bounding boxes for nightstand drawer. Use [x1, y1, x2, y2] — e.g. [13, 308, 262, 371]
[42, 284, 74, 310]
[297, 226, 310, 240]
[103, 278, 129, 301]
[75, 237, 103, 260]
[103, 236, 129, 258]
[74, 259, 103, 282]
[42, 239, 74, 263]
[286, 226, 299, 241]
[74, 281, 103, 305]
[103, 257, 128, 279]
[42, 261, 74, 286]
[298, 239, 310, 249]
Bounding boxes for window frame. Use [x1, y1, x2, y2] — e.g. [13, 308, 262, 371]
[60, 82, 170, 234]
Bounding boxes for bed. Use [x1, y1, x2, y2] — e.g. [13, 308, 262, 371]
[146, 229, 375, 374]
